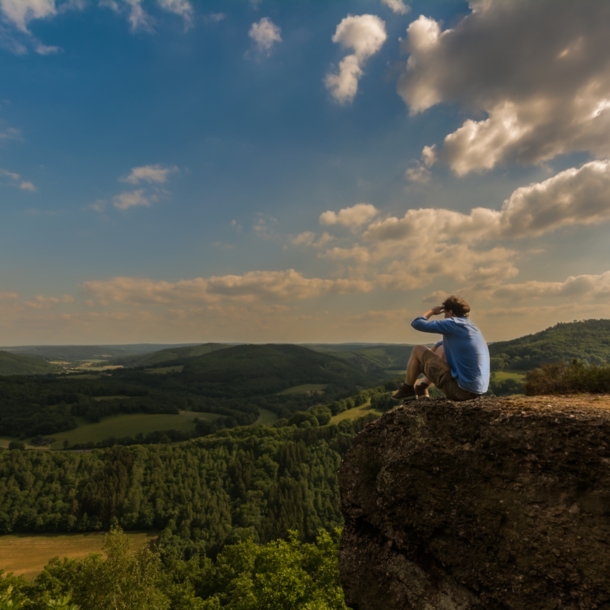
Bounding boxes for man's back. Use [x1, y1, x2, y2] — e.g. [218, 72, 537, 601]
[411, 315, 489, 394]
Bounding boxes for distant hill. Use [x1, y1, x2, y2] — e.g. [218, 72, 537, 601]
[0, 351, 58, 375]
[2, 344, 198, 362]
[174, 344, 383, 396]
[490, 319, 610, 371]
[115, 343, 235, 368]
[308, 344, 414, 373]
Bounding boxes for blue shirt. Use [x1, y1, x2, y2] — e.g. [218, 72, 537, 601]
[411, 316, 490, 394]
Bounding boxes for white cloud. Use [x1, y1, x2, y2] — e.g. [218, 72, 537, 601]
[319, 202, 379, 229]
[492, 271, 610, 301]
[0, 291, 18, 300]
[84, 269, 373, 306]
[113, 189, 151, 210]
[367, 160, 610, 242]
[203, 12, 225, 24]
[124, 0, 154, 32]
[248, 17, 281, 55]
[397, 2, 610, 174]
[405, 164, 430, 184]
[289, 231, 333, 249]
[0, 0, 56, 33]
[325, 14, 387, 104]
[321, 246, 371, 264]
[24, 294, 74, 309]
[381, 0, 410, 15]
[0, 167, 36, 191]
[122, 164, 177, 184]
[87, 199, 107, 213]
[157, 0, 192, 27]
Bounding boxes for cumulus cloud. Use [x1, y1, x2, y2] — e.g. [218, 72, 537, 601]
[84, 269, 373, 306]
[113, 189, 151, 210]
[289, 231, 333, 249]
[325, 14, 386, 104]
[398, 2, 610, 174]
[122, 164, 177, 184]
[248, 17, 281, 55]
[366, 160, 610, 242]
[381, 0, 410, 15]
[492, 271, 610, 302]
[319, 203, 379, 229]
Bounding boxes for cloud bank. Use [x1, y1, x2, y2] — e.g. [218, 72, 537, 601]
[398, 1, 610, 174]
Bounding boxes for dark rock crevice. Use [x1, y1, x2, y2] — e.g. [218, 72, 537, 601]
[338, 396, 610, 609]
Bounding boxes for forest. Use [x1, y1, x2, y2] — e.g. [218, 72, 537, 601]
[0, 344, 384, 441]
[489, 319, 610, 371]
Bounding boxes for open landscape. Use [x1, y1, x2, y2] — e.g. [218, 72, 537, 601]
[1, 0, 609, 607]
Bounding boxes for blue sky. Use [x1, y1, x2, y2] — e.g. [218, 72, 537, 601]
[1, 0, 610, 344]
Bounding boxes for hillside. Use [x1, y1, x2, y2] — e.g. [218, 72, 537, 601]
[0, 351, 58, 375]
[490, 319, 610, 371]
[177, 343, 383, 396]
[318, 344, 414, 373]
[114, 342, 233, 367]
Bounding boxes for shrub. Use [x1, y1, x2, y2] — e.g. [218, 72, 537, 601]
[525, 360, 610, 395]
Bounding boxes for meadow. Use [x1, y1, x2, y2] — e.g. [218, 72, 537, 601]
[0, 531, 157, 580]
[49, 411, 217, 449]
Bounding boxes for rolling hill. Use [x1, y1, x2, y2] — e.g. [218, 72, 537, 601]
[170, 343, 384, 396]
[0, 351, 59, 375]
[113, 343, 234, 368]
[490, 319, 610, 371]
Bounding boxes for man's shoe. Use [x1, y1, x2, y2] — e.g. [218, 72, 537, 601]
[391, 383, 417, 401]
[415, 382, 430, 399]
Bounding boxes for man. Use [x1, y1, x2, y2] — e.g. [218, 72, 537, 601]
[392, 295, 489, 402]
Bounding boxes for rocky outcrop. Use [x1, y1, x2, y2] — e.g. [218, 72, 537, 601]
[338, 396, 610, 610]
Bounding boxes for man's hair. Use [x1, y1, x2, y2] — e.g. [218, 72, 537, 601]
[442, 295, 470, 317]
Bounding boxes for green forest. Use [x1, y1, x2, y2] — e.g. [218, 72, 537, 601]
[489, 319, 610, 371]
[0, 344, 385, 443]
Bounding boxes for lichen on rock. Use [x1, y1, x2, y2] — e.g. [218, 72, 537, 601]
[338, 396, 610, 610]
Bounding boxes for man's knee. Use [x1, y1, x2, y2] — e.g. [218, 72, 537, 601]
[411, 344, 430, 361]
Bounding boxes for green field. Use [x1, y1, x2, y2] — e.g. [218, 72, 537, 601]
[493, 370, 526, 382]
[329, 401, 382, 425]
[0, 531, 157, 580]
[255, 408, 278, 425]
[278, 383, 328, 395]
[49, 411, 219, 449]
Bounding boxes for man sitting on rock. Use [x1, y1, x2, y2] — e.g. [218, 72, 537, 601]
[392, 295, 490, 402]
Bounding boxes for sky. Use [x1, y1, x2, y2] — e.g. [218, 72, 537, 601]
[1, 0, 610, 345]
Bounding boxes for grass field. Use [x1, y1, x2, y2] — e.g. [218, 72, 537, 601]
[0, 531, 157, 580]
[493, 370, 526, 382]
[329, 401, 382, 425]
[254, 408, 278, 426]
[278, 384, 328, 395]
[50, 411, 219, 449]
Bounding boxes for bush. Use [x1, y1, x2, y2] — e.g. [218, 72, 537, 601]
[525, 360, 610, 395]
[8, 440, 25, 450]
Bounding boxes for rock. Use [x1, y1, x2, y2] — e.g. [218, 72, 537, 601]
[338, 396, 610, 610]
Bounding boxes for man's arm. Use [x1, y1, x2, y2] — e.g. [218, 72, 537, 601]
[411, 306, 450, 333]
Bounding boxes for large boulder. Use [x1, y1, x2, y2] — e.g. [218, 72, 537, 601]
[338, 396, 610, 610]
